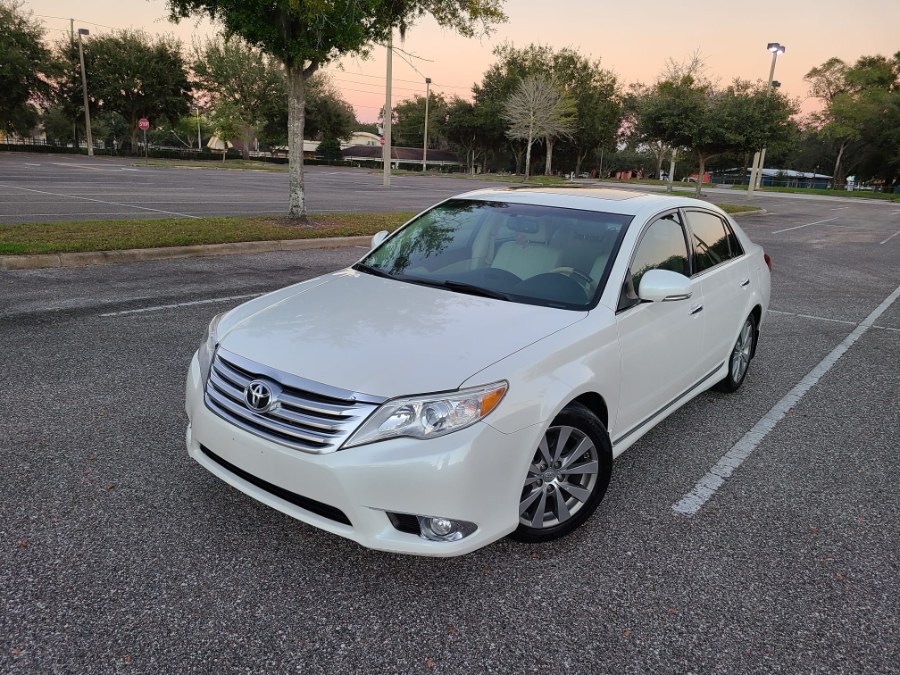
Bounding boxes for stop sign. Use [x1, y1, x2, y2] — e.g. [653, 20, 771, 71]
[138, 118, 150, 131]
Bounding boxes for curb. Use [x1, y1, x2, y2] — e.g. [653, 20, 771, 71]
[0, 236, 373, 271]
[731, 208, 768, 217]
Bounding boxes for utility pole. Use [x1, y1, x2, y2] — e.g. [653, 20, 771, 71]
[422, 77, 431, 173]
[382, 34, 393, 187]
[77, 29, 94, 157]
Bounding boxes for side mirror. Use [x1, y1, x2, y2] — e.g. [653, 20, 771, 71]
[637, 269, 692, 302]
[371, 230, 389, 249]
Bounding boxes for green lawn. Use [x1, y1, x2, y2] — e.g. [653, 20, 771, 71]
[0, 213, 414, 256]
[1, 201, 761, 256]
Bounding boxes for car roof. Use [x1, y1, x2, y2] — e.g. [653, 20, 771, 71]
[454, 186, 717, 218]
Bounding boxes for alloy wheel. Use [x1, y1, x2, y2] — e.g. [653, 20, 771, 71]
[519, 425, 600, 529]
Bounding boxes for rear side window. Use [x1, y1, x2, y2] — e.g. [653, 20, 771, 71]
[685, 210, 741, 273]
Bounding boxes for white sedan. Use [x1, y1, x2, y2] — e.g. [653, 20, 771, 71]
[184, 187, 771, 556]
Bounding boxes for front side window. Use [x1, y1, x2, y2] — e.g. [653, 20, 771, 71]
[619, 213, 690, 311]
[358, 200, 632, 310]
[685, 210, 739, 273]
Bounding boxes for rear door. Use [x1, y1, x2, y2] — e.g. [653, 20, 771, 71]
[682, 209, 752, 373]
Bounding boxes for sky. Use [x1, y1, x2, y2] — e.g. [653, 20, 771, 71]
[25, 0, 900, 123]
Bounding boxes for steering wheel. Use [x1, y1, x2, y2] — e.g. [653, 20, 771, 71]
[551, 266, 595, 292]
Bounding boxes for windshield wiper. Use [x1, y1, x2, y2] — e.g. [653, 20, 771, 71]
[352, 262, 394, 279]
[440, 280, 514, 301]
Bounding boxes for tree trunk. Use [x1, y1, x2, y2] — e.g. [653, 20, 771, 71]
[574, 150, 586, 177]
[524, 122, 533, 180]
[655, 146, 665, 180]
[287, 63, 309, 220]
[832, 140, 847, 188]
[544, 137, 554, 175]
[695, 154, 706, 195]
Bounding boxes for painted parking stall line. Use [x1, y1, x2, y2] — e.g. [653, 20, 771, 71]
[673, 283, 900, 516]
[772, 217, 839, 234]
[100, 293, 262, 317]
[0, 183, 200, 219]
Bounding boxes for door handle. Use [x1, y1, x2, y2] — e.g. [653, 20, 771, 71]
[689, 304, 704, 315]
[740, 278, 750, 287]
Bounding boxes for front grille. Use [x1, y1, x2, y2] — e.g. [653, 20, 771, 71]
[200, 445, 352, 526]
[204, 348, 381, 454]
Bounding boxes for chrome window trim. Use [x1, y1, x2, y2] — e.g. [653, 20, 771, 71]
[680, 208, 747, 279]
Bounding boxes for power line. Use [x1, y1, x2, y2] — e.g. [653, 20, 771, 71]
[33, 14, 116, 30]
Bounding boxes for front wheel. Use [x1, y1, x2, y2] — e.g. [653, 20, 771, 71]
[511, 403, 612, 543]
[714, 313, 757, 393]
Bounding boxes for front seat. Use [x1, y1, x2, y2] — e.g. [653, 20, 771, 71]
[491, 223, 561, 280]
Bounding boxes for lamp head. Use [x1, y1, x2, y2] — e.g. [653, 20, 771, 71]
[78, 28, 90, 36]
[425, 77, 432, 85]
[767, 42, 785, 54]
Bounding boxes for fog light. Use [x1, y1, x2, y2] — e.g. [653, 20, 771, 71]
[416, 515, 478, 542]
[430, 517, 454, 536]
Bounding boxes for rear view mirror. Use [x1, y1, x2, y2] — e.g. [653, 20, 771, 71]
[371, 230, 389, 249]
[637, 269, 692, 302]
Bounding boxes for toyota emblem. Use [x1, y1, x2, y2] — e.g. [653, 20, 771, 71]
[245, 380, 274, 412]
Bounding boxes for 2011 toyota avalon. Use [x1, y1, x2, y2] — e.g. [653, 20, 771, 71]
[184, 187, 771, 556]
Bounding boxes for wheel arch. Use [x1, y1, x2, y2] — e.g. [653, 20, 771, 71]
[567, 392, 609, 432]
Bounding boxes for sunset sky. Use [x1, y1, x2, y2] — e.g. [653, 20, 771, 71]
[25, 0, 900, 123]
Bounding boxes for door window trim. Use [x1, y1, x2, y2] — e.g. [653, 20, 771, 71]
[680, 208, 746, 279]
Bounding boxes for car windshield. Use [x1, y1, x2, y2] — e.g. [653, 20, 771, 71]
[357, 199, 632, 310]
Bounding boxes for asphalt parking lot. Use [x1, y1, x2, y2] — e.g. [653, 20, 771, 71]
[0, 153, 510, 223]
[1, 184, 898, 672]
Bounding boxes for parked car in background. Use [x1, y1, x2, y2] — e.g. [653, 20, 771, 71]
[184, 187, 771, 556]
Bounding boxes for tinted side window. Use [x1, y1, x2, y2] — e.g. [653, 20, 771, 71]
[619, 213, 689, 310]
[726, 222, 744, 257]
[686, 210, 733, 273]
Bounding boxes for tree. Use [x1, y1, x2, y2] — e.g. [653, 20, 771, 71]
[806, 53, 900, 186]
[475, 43, 620, 176]
[194, 35, 286, 157]
[60, 30, 192, 149]
[391, 92, 448, 148]
[0, 1, 57, 135]
[445, 97, 480, 172]
[502, 76, 575, 179]
[167, 0, 506, 220]
[305, 74, 357, 142]
[635, 68, 795, 194]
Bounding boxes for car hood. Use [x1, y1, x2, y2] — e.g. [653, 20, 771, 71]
[217, 269, 586, 398]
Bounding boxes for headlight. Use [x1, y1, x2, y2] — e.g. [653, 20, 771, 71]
[197, 312, 226, 382]
[343, 381, 507, 448]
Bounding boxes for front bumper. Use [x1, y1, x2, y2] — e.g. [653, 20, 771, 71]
[185, 353, 540, 556]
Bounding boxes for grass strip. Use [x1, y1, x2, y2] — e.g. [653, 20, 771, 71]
[1, 202, 760, 256]
[0, 213, 415, 256]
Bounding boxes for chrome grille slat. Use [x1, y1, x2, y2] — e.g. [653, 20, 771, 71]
[204, 350, 380, 454]
[206, 387, 335, 445]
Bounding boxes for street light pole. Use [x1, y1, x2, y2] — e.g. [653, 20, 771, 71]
[748, 42, 785, 197]
[76, 28, 93, 157]
[422, 77, 431, 173]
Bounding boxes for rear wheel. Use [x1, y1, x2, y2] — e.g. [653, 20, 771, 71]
[714, 313, 756, 393]
[511, 403, 612, 543]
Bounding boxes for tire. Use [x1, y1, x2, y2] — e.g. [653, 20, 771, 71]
[511, 403, 613, 543]
[714, 313, 757, 393]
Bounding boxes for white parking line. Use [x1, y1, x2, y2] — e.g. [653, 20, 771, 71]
[772, 217, 839, 234]
[100, 293, 262, 317]
[829, 206, 850, 210]
[673, 283, 900, 516]
[767, 309, 856, 326]
[0, 183, 200, 219]
[880, 229, 900, 245]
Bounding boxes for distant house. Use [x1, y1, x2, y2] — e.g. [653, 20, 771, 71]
[341, 144, 461, 168]
[343, 131, 381, 148]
